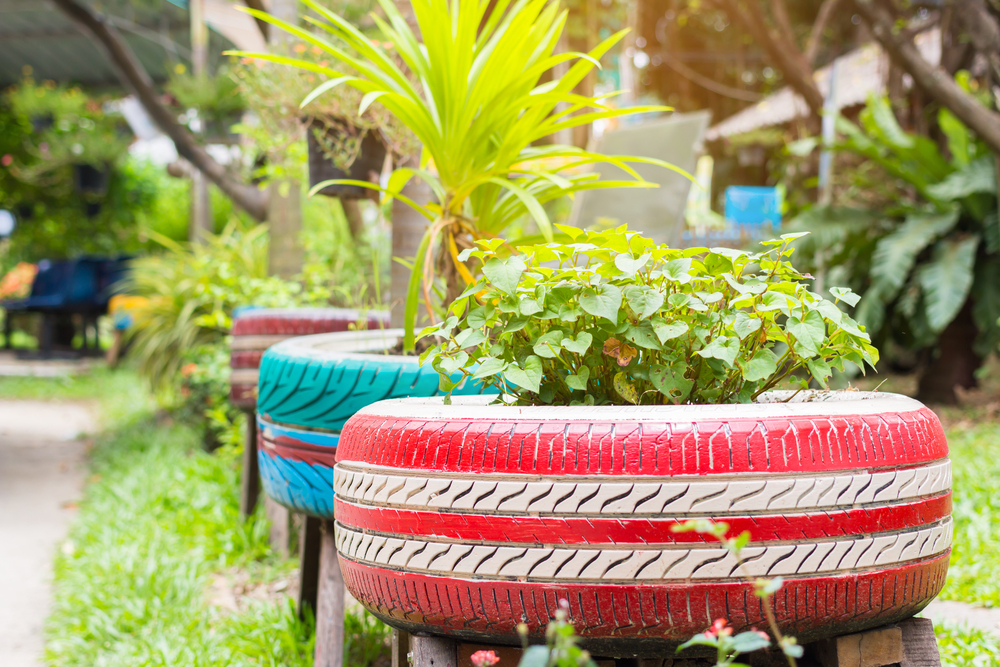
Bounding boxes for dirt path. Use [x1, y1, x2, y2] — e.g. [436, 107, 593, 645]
[0, 401, 95, 667]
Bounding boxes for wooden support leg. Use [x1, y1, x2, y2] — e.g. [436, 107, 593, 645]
[265, 496, 291, 557]
[898, 618, 941, 667]
[315, 519, 345, 667]
[409, 635, 458, 667]
[298, 515, 322, 619]
[392, 630, 411, 667]
[815, 624, 903, 667]
[239, 412, 260, 518]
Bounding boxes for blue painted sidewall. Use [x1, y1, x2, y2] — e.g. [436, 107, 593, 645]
[258, 449, 336, 518]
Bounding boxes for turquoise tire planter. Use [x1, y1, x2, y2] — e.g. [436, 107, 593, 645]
[256, 328, 490, 518]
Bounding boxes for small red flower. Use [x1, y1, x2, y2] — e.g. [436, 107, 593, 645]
[1, 154, 12, 167]
[705, 618, 733, 638]
[470, 650, 500, 667]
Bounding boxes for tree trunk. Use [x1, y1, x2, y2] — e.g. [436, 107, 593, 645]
[341, 198, 365, 239]
[268, 181, 304, 279]
[916, 301, 982, 405]
[851, 0, 1000, 156]
[711, 0, 825, 118]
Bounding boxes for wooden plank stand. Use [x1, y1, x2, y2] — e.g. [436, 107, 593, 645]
[391, 617, 942, 667]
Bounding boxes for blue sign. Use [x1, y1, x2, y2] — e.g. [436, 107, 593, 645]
[724, 186, 782, 227]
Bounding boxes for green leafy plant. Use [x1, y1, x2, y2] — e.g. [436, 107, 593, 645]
[516, 599, 597, 667]
[421, 225, 877, 405]
[230, 0, 683, 349]
[787, 92, 998, 401]
[673, 520, 802, 667]
[124, 220, 332, 390]
[167, 65, 246, 135]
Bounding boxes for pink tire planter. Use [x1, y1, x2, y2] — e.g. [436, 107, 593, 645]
[229, 307, 388, 410]
[333, 391, 952, 654]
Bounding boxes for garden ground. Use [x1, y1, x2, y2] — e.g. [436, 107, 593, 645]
[0, 367, 997, 667]
[0, 399, 93, 667]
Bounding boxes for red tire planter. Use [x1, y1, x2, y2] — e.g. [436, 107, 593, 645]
[229, 308, 388, 410]
[333, 392, 952, 653]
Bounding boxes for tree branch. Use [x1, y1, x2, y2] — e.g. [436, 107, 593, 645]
[805, 0, 842, 66]
[659, 51, 764, 102]
[710, 0, 825, 116]
[769, 0, 801, 55]
[52, 0, 269, 221]
[851, 0, 1000, 155]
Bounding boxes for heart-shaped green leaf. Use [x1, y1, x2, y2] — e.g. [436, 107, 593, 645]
[625, 322, 661, 350]
[623, 285, 665, 319]
[738, 348, 778, 381]
[438, 351, 469, 375]
[732, 312, 761, 340]
[566, 366, 590, 391]
[579, 284, 622, 322]
[615, 253, 651, 276]
[661, 258, 693, 284]
[473, 356, 507, 379]
[561, 332, 593, 355]
[653, 320, 688, 344]
[806, 357, 832, 386]
[533, 330, 565, 358]
[786, 310, 826, 357]
[454, 328, 486, 348]
[696, 336, 740, 367]
[650, 362, 693, 402]
[483, 256, 526, 295]
[504, 355, 543, 393]
[519, 298, 543, 316]
[829, 286, 861, 306]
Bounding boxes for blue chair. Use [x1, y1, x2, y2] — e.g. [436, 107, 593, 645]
[2, 257, 127, 358]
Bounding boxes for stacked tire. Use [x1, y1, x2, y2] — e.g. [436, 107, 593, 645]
[333, 391, 952, 652]
[229, 308, 388, 411]
[255, 329, 491, 519]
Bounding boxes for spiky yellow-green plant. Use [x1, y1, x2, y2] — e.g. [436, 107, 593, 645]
[231, 0, 686, 348]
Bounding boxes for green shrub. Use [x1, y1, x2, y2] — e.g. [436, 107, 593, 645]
[423, 226, 877, 405]
[788, 93, 999, 358]
[124, 220, 331, 391]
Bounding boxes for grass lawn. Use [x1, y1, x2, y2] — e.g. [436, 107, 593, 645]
[0, 367, 387, 667]
[939, 420, 1000, 607]
[6, 367, 997, 666]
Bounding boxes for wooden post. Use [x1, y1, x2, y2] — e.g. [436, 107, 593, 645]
[315, 519, 345, 667]
[898, 617, 942, 667]
[298, 515, 322, 619]
[409, 635, 457, 667]
[188, 0, 212, 243]
[392, 630, 411, 667]
[815, 624, 903, 667]
[265, 496, 291, 557]
[239, 412, 260, 518]
[267, 180, 305, 279]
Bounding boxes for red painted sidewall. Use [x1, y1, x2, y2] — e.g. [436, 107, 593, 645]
[339, 552, 950, 645]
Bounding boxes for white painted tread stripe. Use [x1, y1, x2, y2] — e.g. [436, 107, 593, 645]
[333, 461, 952, 516]
[335, 519, 952, 582]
